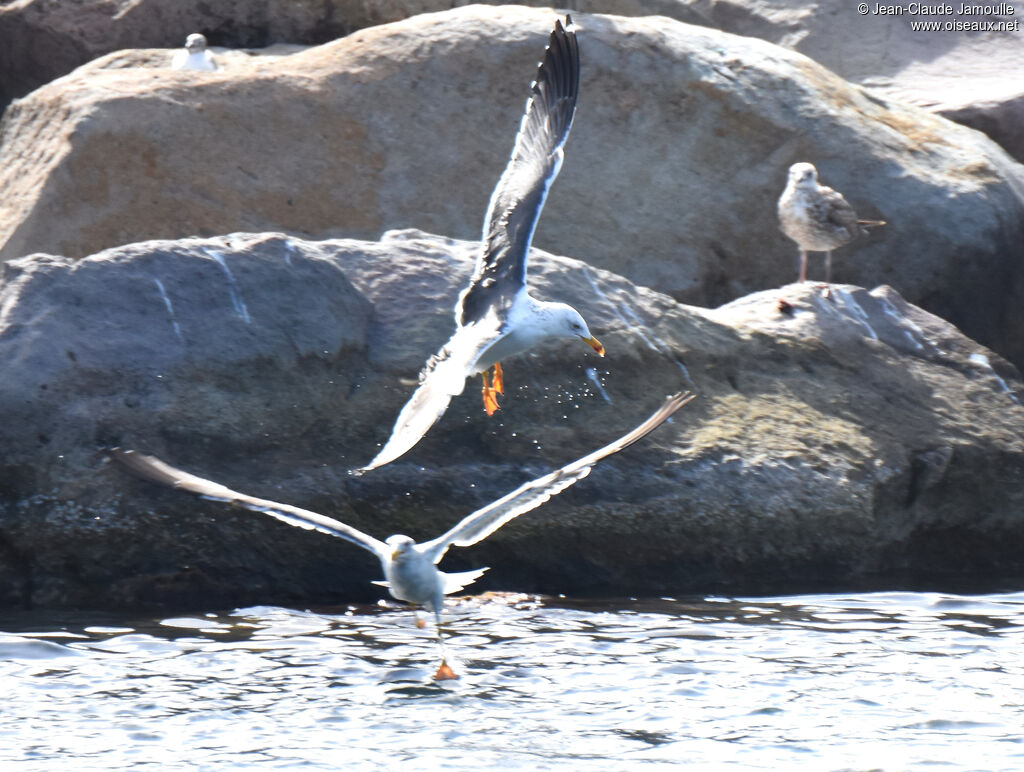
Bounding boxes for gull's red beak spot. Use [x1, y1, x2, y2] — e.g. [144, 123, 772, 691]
[583, 336, 605, 356]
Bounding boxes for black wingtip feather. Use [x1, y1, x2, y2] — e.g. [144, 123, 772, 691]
[535, 15, 580, 124]
[457, 16, 581, 327]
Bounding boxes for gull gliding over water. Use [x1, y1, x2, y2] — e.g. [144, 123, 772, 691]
[112, 392, 693, 679]
[778, 162, 885, 283]
[360, 17, 602, 472]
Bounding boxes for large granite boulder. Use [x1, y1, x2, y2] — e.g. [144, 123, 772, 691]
[0, 1, 710, 111]
[2, 6, 1023, 372]
[5, 0, 1023, 164]
[1, 230, 1022, 609]
[0, 0, 432, 109]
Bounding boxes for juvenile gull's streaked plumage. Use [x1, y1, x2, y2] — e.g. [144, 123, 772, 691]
[112, 392, 693, 679]
[777, 162, 885, 283]
[171, 33, 219, 72]
[360, 17, 602, 473]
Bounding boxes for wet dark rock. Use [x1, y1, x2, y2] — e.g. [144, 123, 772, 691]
[1, 230, 1022, 609]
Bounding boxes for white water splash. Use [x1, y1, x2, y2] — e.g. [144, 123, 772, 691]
[585, 367, 612, 404]
[203, 248, 251, 323]
[152, 278, 183, 343]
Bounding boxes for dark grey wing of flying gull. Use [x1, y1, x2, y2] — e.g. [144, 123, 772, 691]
[418, 392, 695, 564]
[457, 16, 580, 327]
[110, 449, 390, 559]
[356, 17, 580, 474]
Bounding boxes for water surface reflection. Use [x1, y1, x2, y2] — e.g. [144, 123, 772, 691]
[3, 592, 1023, 769]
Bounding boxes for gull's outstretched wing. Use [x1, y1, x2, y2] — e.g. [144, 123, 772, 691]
[361, 18, 579, 472]
[419, 392, 695, 564]
[458, 16, 580, 327]
[111, 449, 389, 558]
[357, 317, 501, 472]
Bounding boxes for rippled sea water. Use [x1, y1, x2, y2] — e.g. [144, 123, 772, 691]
[3, 591, 1023, 770]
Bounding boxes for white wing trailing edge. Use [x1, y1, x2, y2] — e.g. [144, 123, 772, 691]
[357, 318, 501, 472]
[110, 449, 389, 558]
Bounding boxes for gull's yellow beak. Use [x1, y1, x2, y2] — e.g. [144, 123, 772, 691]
[582, 335, 605, 356]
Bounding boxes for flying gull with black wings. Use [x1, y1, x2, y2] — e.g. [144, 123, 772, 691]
[360, 17, 603, 472]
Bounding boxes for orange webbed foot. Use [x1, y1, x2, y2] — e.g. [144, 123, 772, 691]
[483, 389, 499, 416]
[433, 660, 459, 680]
[480, 371, 500, 416]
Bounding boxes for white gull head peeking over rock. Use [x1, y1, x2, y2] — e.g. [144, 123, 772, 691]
[171, 33, 219, 72]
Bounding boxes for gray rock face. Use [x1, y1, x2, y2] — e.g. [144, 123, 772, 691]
[939, 92, 1024, 166]
[2, 6, 1023, 373]
[1, 230, 1022, 610]
[643, 1, 1024, 158]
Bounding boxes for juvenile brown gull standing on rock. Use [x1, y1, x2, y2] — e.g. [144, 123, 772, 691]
[112, 392, 693, 680]
[359, 17, 603, 473]
[777, 162, 885, 283]
[171, 34, 219, 72]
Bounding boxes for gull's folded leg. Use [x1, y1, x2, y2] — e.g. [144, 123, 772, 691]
[432, 605, 459, 680]
[492, 362, 504, 395]
[481, 372, 500, 416]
